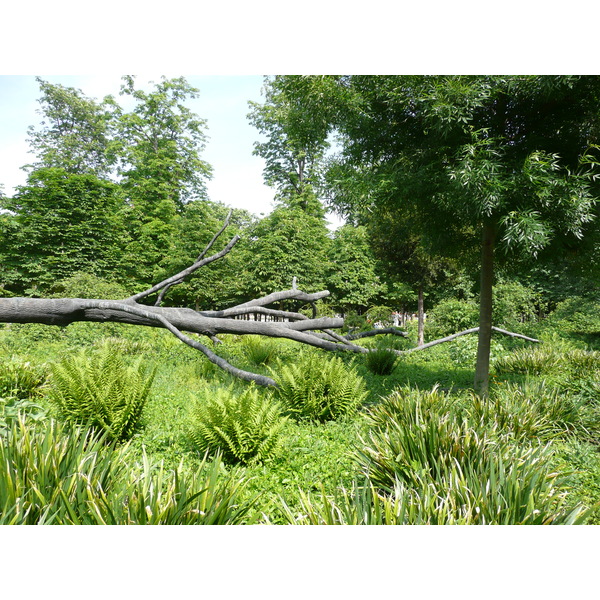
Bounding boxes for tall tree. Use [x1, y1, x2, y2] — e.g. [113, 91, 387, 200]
[0, 168, 127, 296]
[112, 76, 213, 286]
[248, 75, 332, 208]
[326, 224, 385, 315]
[276, 75, 600, 395]
[25, 78, 117, 177]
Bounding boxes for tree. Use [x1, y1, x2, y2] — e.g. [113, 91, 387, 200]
[0, 168, 127, 296]
[112, 76, 213, 286]
[275, 75, 600, 395]
[248, 76, 332, 207]
[25, 78, 117, 177]
[326, 224, 385, 315]
[239, 202, 332, 301]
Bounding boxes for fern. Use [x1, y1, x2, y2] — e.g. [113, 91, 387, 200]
[273, 354, 368, 422]
[187, 385, 288, 465]
[46, 342, 155, 442]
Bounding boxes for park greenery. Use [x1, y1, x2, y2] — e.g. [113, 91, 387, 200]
[0, 75, 599, 524]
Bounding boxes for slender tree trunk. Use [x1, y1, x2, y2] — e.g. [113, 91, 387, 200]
[417, 284, 425, 347]
[474, 221, 495, 397]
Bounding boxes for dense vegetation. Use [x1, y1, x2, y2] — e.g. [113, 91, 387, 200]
[1, 75, 599, 524]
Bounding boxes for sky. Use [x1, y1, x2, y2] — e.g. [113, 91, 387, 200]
[0, 75, 344, 227]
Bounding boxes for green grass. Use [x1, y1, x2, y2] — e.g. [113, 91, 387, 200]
[1, 321, 599, 524]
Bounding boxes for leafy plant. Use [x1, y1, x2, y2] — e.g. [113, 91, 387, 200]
[46, 342, 155, 442]
[278, 474, 588, 525]
[354, 385, 590, 524]
[187, 384, 288, 465]
[364, 347, 398, 376]
[273, 353, 368, 422]
[241, 335, 278, 367]
[0, 356, 48, 400]
[468, 381, 598, 443]
[0, 418, 255, 525]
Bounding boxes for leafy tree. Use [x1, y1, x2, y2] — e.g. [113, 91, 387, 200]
[161, 200, 255, 309]
[240, 203, 332, 301]
[275, 75, 600, 395]
[248, 75, 332, 207]
[25, 78, 117, 177]
[111, 76, 213, 287]
[0, 168, 127, 296]
[326, 224, 385, 314]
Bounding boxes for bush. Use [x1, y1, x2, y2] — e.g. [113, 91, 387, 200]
[364, 347, 398, 376]
[49, 272, 129, 300]
[46, 342, 155, 442]
[468, 381, 597, 443]
[426, 298, 479, 339]
[354, 386, 589, 524]
[0, 418, 254, 525]
[0, 356, 48, 400]
[273, 353, 368, 422]
[241, 335, 278, 367]
[187, 384, 288, 465]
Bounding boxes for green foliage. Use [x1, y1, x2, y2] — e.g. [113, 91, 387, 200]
[25, 77, 117, 177]
[273, 353, 368, 422]
[279, 475, 588, 525]
[355, 386, 589, 524]
[469, 381, 597, 443]
[0, 168, 127, 295]
[187, 385, 288, 465]
[494, 344, 600, 377]
[49, 272, 129, 299]
[427, 297, 480, 338]
[0, 418, 254, 524]
[326, 225, 385, 313]
[364, 347, 398, 376]
[240, 335, 279, 367]
[0, 356, 48, 400]
[239, 204, 331, 298]
[46, 343, 155, 442]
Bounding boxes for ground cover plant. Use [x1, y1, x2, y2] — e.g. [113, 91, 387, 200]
[1, 306, 599, 525]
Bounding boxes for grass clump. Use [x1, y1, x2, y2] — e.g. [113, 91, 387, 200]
[273, 353, 368, 422]
[187, 384, 288, 465]
[46, 342, 155, 442]
[0, 356, 48, 400]
[353, 385, 589, 524]
[0, 418, 255, 525]
[241, 335, 279, 367]
[364, 347, 398, 376]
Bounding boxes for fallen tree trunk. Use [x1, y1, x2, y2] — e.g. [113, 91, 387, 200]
[0, 212, 366, 387]
[0, 211, 541, 386]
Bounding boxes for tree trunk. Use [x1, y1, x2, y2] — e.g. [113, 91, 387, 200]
[417, 284, 425, 347]
[474, 221, 496, 397]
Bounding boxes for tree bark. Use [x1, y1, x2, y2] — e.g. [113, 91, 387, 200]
[474, 221, 496, 397]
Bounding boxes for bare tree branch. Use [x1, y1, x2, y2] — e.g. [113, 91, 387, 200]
[129, 233, 241, 303]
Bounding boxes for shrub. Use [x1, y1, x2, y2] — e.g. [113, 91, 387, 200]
[493, 345, 566, 376]
[49, 272, 129, 300]
[241, 335, 278, 367]
[273, 353, 368, 422]
[46, 342, 155, 442]
[426, 297, 479, 339]
[187, 385, 288, 465]
[354, 386, 589, 524]
[278, 474, 588, 525]
[364, 347, 398, 375]
[468, 381, 597, 443]
[0, 418, 254, 525]
[0, 356, 48, 400]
